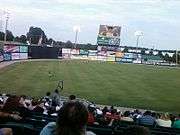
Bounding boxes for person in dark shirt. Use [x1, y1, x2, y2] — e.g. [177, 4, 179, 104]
[51, 89, 61, 106]
[124, 125, 150, 135]
[40, 101, 95, 135]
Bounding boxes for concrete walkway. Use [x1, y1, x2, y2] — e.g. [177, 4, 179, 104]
[0, 61, 16, 69]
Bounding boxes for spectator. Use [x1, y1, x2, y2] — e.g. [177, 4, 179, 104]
[138, 111, 155, 126]
[88, 106, 95, 125]
[172, 114, 180, 129]
[40, 101, 95, 135]
[121, 111, 134, 122]
[133, 109, 142, 121]
[156, 113, 172, 127]
[123, 125, 150, 135]
[32, 101, 44, 113]
[2, 96, 21, 113]
[0, 111, 22, 120]
[51, 89, 61, 106]
[102, 106, 108, 115]
[69, 95, 76, 101]
[0, 128, 13, 135]
[105, 109, 120, 121]
[42, 92, 52, 105]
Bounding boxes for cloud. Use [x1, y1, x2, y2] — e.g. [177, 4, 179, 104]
[0, 0, 180, 49]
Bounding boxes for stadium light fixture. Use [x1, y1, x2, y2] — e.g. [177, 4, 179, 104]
[3, 10, 10, 42]
[134, 30, 143, 59]
[73, 25, 81, 48]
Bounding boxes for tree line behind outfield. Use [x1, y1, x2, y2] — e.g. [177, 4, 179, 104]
[0, 26, 179, 63]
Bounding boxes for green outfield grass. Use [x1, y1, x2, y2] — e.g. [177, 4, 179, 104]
[0, 60, 180, 113]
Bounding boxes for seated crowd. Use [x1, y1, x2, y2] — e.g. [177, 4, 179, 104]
[0, 90, 180, 135]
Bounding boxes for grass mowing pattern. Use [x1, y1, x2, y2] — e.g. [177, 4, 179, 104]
[0, 60, 180, 113]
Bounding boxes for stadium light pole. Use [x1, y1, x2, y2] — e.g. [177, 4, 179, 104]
[73, 25, 80, 48]
[4, 11, 10, 42]
[134, 31, 143, 59]
[176, 49, 179, 65]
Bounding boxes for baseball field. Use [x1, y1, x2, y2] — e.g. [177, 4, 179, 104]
[0, 60, 179, 113]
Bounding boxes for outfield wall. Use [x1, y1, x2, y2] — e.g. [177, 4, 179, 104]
[1, 43, 164, 65]
[3, 43, 28, 61]
[61, 48, 137, 63]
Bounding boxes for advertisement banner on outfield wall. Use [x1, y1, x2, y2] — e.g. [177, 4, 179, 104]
[88, 50, 97, 56]
[20, 46, 28, 53]
[11, 53, 20, 60]
[3, 53, 11, 61]
[71, 55, 88, 60]
[121, 58, 133, 63]
[19, 53, 28, 59]
[115, 57, 122, 62]
[4, 45, 19, 53]
[97, 25, 121, 46]
[88, 55, 97, 61]
[107, 56, 115, 62]
[97, 56, 107, 61]
[79, 50, 88, 55]
[71, 49, 79, 55]
[62, 53, 71, 59]
[97, 51, 107, 56]
[107, 51, 116, 57]
[62, 48, 71, 54]
[115, 52, 124, 58]
[123, 53, 134, 59]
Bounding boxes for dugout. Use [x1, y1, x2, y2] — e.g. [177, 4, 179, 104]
[28, 45, 62, 59]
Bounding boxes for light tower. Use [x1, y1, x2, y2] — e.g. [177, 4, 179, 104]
[176, 49, 179, 65]
[73, 25, 81, 48]
[4, 11, 10, 42]
[0, 10, 8, 32]
[134, 31, 143, 59]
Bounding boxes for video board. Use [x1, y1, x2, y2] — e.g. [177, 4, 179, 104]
[97, 25, 121, 46]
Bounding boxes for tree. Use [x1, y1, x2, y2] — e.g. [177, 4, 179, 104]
[0, 32, 5, 41]
[171, 53, 180, 64]
[46, 38, 55, 45]
[27, 26, 47, 44]
[158, 50, 163, 58]
[149, 49, 153, 55]
[163, 53, 170, 62]
[14, 35, 27, 43]
[122, 46, 128, 53]
[141, 48, 146, 55]
[65, 40, 73, 48]
[19, 35, 27, 43]
[4, 30, 14, 41]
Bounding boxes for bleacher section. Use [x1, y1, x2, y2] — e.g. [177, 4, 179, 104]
[1, 112, 180, 135]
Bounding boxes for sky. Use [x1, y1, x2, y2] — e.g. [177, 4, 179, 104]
[0, 0, 180, 50]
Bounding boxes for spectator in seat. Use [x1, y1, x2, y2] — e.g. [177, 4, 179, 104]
[105, 109, 120, 120]
[121, 111, 134, 122]
[0, 128, 12, 135]
[132, 109, 142, 121]
[123, 125, 150, 135]
[51, 89, 61, 106]
[138, 111, 155, 126]
[69, 95, 76, 101]
[40, 101, 95, 135]
[32, 100, 44, 114]
[42, 92, 52, 105]
[172, 114, 180, 129]
[0, 111, 22, 120]
[156, 113, 172, 127]
[88, 106, 95, 125]
[102, 106, 108, 115]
